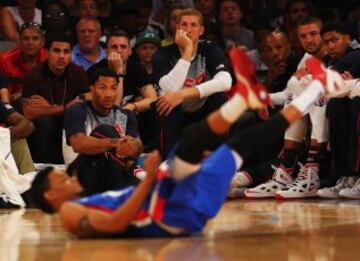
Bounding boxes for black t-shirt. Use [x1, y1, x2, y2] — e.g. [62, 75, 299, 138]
[269, 52, 300, 93]
[22, 62, 89, 105]
[0, 101, 15, 126]
[152, 40, 231, 90]
[323, 47, 360, 78]
[0, 74, 6, 89]
[64, 101, 138, 142]
[87, 58, 151, 103]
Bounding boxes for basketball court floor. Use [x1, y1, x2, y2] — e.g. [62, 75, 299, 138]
[1, 199, 359, 260]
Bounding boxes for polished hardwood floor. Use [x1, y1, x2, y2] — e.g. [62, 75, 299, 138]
[1, 199, 360, 261]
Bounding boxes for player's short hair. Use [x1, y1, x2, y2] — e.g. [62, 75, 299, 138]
[321, 21, 349, 36]
[105, 28, 130, 48]
[177, 8, 204, 25]
[45, 33, 73, 49]
[30, 167, 55, 214]
[88, 67, 119, 86]
[297, 16, 323, 29]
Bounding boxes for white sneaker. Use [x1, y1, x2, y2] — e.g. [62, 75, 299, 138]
[275, 163, 320, 199]
[244, 165, 293, 198]
[317, 176, 357, 199]
[229, 170, 252, 191]
[339, 177, 360, 199]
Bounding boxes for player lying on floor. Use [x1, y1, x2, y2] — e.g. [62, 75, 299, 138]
[29, 49, 345, 238]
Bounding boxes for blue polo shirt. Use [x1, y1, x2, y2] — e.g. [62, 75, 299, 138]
[71, 44, 107, 71]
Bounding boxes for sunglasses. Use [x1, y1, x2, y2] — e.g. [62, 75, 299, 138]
[20, 22, 42, 32]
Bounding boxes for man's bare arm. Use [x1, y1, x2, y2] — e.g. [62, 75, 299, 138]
[6, 112, 34, 139]
[59, 151, 161, 237]
[69, 133, 118, 155]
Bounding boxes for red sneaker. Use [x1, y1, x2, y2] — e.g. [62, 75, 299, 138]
[305, 57, 344, 95]
[228, 48, 270, 108]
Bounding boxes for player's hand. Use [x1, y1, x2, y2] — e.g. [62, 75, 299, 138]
[143, 150, 161, 180]
[156, 92, 184, 116]
[108, 51, 124, 75]
[27, 95, 51, 107]
[341, 71, 353, 80]
[175, 29, 193, 55]
[115, 136, 138, 158]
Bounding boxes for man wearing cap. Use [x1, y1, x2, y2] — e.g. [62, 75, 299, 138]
[0, 22, 47, 106]
[87, 29, 157, 150]
[22, 34, 89, 164]
[135, 31, 161, 77]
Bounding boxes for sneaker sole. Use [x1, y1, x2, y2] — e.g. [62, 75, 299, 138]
[244, 191, 276, 198]
[275, 192, 318, 199]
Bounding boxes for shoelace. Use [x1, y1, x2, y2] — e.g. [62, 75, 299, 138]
[0, 193, 10, 203]
[266, 165, 284, 183]
[330, 176, 347, 191]
[351, 178, 360, 192]
[263, 165, 291, 186]
[289, 163, 315, 187]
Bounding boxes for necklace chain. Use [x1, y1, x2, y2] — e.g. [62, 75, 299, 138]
[48, 77, 67, 105]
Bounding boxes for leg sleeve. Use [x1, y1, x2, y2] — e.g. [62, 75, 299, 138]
[175, 120, 226, 164]
[226, 113, 289, 161]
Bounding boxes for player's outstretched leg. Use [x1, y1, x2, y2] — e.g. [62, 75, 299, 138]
[173, 48, 269, 180]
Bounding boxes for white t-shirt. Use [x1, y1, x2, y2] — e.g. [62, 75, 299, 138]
[6, 6, 42, 28]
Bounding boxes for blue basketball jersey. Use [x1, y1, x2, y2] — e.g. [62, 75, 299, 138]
[75, 144, 237, 237]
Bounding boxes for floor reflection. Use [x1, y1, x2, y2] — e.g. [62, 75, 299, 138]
[1, 200, 360, 261]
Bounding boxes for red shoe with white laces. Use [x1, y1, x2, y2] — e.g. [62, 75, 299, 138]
[228, 48, 270, 109]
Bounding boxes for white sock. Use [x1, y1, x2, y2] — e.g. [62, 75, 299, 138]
[220, 94, 247, 123]
[291, 80, 324, 115]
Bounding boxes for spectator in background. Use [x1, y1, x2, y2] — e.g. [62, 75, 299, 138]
[194, 0, 216, 26]
[161, 5, 184, 47]
[218, 0, 254, 52]
[96, 0, 112, 34]
[135, 31, 161, 77]
[59, 0, 77, 16]
[271, 0, 311, 57]
[75, 0, 98, 19]
[0, 101, 35, 174]
[262, 30, 299, 94]
[42, 1, 72, 37]
[22, 34, 89, 164]
[88, 29, 158, 150]
[153, 8, 232, 158]
[0, 22, 47, 108]
[71, 18, 106, 70]
[317, 22, 360, 199]
[247, 28, 272, 83]
[0, 0, 42, 45]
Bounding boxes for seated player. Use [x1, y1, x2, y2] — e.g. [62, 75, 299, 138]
[29, 50, 344, 238]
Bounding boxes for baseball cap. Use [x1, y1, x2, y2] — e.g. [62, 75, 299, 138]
[135, 31, 161, 48]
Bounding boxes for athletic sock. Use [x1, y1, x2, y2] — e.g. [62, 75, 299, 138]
[306, 146, 324, 167]
[220, 94, 247, 124]
[279, 148, 298, 172]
